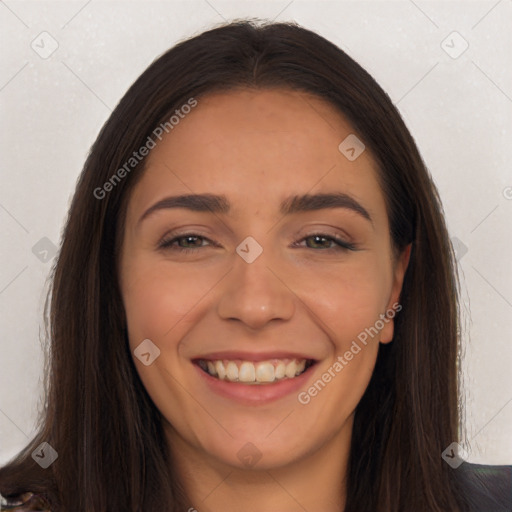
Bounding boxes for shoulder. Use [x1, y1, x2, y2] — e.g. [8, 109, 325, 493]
[457, 462, 512, 511]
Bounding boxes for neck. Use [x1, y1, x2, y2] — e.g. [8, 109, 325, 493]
[165, 416, 352, 512]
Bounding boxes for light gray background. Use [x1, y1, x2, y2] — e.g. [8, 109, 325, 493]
[1, 0, 511, 467]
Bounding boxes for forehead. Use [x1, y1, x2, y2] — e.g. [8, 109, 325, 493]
[128, 88, 386, 221]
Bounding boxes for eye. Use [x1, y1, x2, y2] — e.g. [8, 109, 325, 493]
[158, 232, 357, 254]
[158, 234, 213, 253]
[293, 233, 357, 252]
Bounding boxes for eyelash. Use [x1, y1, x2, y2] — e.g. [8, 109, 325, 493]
[158, 233, 357, 253]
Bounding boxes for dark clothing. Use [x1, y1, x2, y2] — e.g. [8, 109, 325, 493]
[458, 462, 511, 511]
[1, 462, 510, 510]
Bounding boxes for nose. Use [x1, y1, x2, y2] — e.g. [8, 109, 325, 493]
[216, 247, 295, 330]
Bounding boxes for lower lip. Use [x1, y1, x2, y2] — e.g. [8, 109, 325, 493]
[193, 362, 317, 405]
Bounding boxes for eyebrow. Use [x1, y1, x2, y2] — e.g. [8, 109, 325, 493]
[138, 192, 373, 226]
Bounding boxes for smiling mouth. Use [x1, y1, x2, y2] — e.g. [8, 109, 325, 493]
[194, 358, 317, 385]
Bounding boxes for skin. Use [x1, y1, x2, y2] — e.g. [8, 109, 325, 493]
[118, 88, 410, 512]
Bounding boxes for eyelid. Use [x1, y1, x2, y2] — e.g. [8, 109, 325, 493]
[157, 230, 358, 253]
[293, 232, 357, 251]
[158, 231, 215, 250]
[293, 224, 354, 244]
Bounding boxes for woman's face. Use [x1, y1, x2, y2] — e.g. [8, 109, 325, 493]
[119, 88, 409, 471]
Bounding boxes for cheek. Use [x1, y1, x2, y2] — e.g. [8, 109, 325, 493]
[120, 259, 216, 430]
[295, 261, 388, 417]
[299, 254, 391, 345]
[121, 258, 215, 347]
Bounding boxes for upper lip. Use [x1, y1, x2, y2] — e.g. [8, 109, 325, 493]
[192, 351, 317, 362]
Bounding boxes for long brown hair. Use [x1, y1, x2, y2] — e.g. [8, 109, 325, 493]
[0, 19, 468, 511]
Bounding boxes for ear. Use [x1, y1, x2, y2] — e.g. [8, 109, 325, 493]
[380, 243, 411, 344]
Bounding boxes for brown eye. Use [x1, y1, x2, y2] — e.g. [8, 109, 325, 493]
[159, 234, 212, 253]
[294, 233, 356, 252]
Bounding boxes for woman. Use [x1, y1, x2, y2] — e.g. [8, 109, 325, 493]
[0, 19, 510, 512]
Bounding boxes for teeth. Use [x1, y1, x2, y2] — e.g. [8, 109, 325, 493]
[198, 358, 312, 384]
[275, 362, 286, 379]
[239, 362, 256, 382]
[226, 361, 238, 381]
[216, 360, 226, 380]
[256, 362, 274, 383]
[285, 361, 297, 378]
